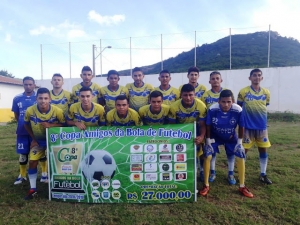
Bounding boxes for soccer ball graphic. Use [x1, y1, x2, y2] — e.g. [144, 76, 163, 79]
[81, 150, 117, 183]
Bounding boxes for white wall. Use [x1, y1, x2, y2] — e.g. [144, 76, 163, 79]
[36, 66, 300, 113]
[0, 83, 24, 108]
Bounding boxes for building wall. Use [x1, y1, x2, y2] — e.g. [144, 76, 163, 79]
[0, 83, 24, 122]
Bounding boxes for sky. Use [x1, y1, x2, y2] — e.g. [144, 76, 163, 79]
[1, 0, 299, 80]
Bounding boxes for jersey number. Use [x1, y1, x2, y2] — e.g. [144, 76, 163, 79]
[18, 143, 24, 149]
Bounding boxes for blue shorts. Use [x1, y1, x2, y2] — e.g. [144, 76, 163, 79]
[212, 141, 236, 157]
[16, 135, 32, 154]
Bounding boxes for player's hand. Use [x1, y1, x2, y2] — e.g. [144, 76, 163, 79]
[234, 139, 245, 158]
[30, 140, 39, 149]
[40, 122, 51, 128]
[204, 138, 214, 157]
[75, 122, 86, 130]
[194, 135, 204, 145]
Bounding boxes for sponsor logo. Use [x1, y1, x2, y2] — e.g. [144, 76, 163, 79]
[145, 154, 157, 162]
[160, 173, 172, 181]
[230, 117, 236, 125]
[61, 165, 73, 173]
[112, 190, 121, 199]
[174, 163, 187, 171]
[145, 173, 158, 181]
[159, 144, 171, 152]
[130, 154, 143, 162]
[145, 144, 156, 153]
[144, 163, 157, 172]
[101, 190, 110, 199]
[174, 144, 186, 152]
[130, 145, 143, 153]
[131, 163, 143, 172]
[131, 173, 143, 182]
[91, 180, 100, 189]
[159, 154, 172, 162]
[161, 163, 170, 171]
[175, 153, 186, 162]
[101, 179, 110, 189]
[112, 180, 121, 189]
[91, 190, 100, 200]
[175, 172, 187, 181]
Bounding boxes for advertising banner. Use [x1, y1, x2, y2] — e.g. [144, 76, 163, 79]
[47, 124, 197, 203]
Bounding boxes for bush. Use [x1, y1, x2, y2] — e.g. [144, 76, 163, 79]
[268, 111, 300, 122]
[7, 117, 17, 124]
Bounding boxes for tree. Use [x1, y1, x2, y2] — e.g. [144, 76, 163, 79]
[0, 70, 14, 78]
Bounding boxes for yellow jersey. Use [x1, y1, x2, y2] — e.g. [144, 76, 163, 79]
[24, 104, 65, 146]
[179, 83, 207, 99]
[50, 89, 72, 115]
[201, 88, 229, 109]
[67, 102, 105, 126]
[138, 104, 170, 125]
[71, 82, 101, 104]
[99, 85, 129, 111]
[106, 108, 142, 126]
[154, 86, 180, 105]
[125, 82, 154, 111]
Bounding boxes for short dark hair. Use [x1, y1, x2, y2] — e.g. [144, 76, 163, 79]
[79, 87, 92, 93]
[23, 76, 35, 83]
[115, 95, 129, 103]
[107, 70, 119, 78]
[159, 69, 170, 76]
[81, 66, 92, 73]
[132, 67, 143, 74]
[209, 71, 221, 77]
[187, 66, 199, 74]
[52, 73, 63, 79]
[219, 89, 234, 99]
[37, 87, 50, 97]
[149, 90, 163, 101]
[250, 68, 262, 76]
[180, 84, 195, 94]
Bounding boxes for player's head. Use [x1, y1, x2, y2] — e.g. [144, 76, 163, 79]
[149, 90, 163, 112]
[22, 76, 35, 94]
[180, 84, 195, 107]
[249, 68, 263, 85]
[132, 67, 144, 85]
[81, 66, 94, 84]
[115, 95, 129, 116]
[79, 87, 93, 107]
[218, 89, 234, 112]
[209, 71, 222, 88]
[36, 88, 51, 109]
[107, 70, 120, 86]
[158, 69, 171, 86]
[51, 73, 64, 89]
[187, 67, 200, 84]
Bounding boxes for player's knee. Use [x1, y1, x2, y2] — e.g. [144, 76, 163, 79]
[19, 154, 28, 165]
[39, 156, 47, 162]
[29, 160, 38, 168]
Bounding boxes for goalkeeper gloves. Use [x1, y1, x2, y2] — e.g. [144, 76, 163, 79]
[234, 139, 246, 158]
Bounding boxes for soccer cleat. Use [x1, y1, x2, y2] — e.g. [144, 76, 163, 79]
[40, 175, 49, 183]
[239, 186, 254, 198]
[24, 189, 38, 200]
[199, 185, 210, 196]
[14, 175, 27, 185]
[209, 173, 216, 182]
[228, 175, 236, 185]
[259, 175, 272, 184]
[199, 171, 204, 182]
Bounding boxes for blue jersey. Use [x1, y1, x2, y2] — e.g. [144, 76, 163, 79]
[11, 92, 36, 135]
[206, 103, 244, 142]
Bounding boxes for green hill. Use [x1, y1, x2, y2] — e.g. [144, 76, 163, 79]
[107, 31, 300, 76]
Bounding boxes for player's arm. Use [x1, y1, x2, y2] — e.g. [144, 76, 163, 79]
[66, 105, 86, 130]
[14, 112, 19, 121]
[237, 91, 244, 107]
[168, 106, 176, 124]
[24, 110, 38, 148]
[11, 98, 20, 121]
[98, 107, 106, 126]
[194, 120, 206, 145]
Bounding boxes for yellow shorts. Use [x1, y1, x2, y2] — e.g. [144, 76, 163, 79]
[29, 146, 46, 161]
[197, 144, 204, 157]
[243, 129, 271, 149]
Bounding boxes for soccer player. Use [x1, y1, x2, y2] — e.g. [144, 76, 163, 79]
[139, 90, 169, 125]
[71, 66, 101, 104]
[12, 77, 38, 184]
[106, 95, 142, 126]
[126, 67, 154, 112]
[237, 68, 272, 184]
[199, 89, 253, 198]
[24, 88, 65, 200]
[179, 67, 207, 100]
[168, 83, 207, 147]
[50, 73, 72, 116]
[67, 87, 106, 129]
[99, 70, 128, 112]
[154, 69, 179, 105]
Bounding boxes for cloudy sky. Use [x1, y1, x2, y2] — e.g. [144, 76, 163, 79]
[1, 0, 299, 79]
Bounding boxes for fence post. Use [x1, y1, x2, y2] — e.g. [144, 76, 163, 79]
[161, 34, 163, 70]
[194, 31, 197, 67]
[69, 42, 71, 78]
[268, 24, 271, 67]
[40, 44, 43, 80]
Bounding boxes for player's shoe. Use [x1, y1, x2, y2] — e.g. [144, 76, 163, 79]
[24, 189, 38, 200]
[239, 186, 254, 198]
[199, 185, 210, 196]
[199, 171, 204, 182]
[209, 173, 216, 182]
[14, 175, 27, 185]
[40, 175, 49, 183]
[227, 175, 236, 185]
[259, 175, 272, 184]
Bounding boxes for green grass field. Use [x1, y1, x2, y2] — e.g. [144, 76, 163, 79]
[0, 122, 299, 225]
